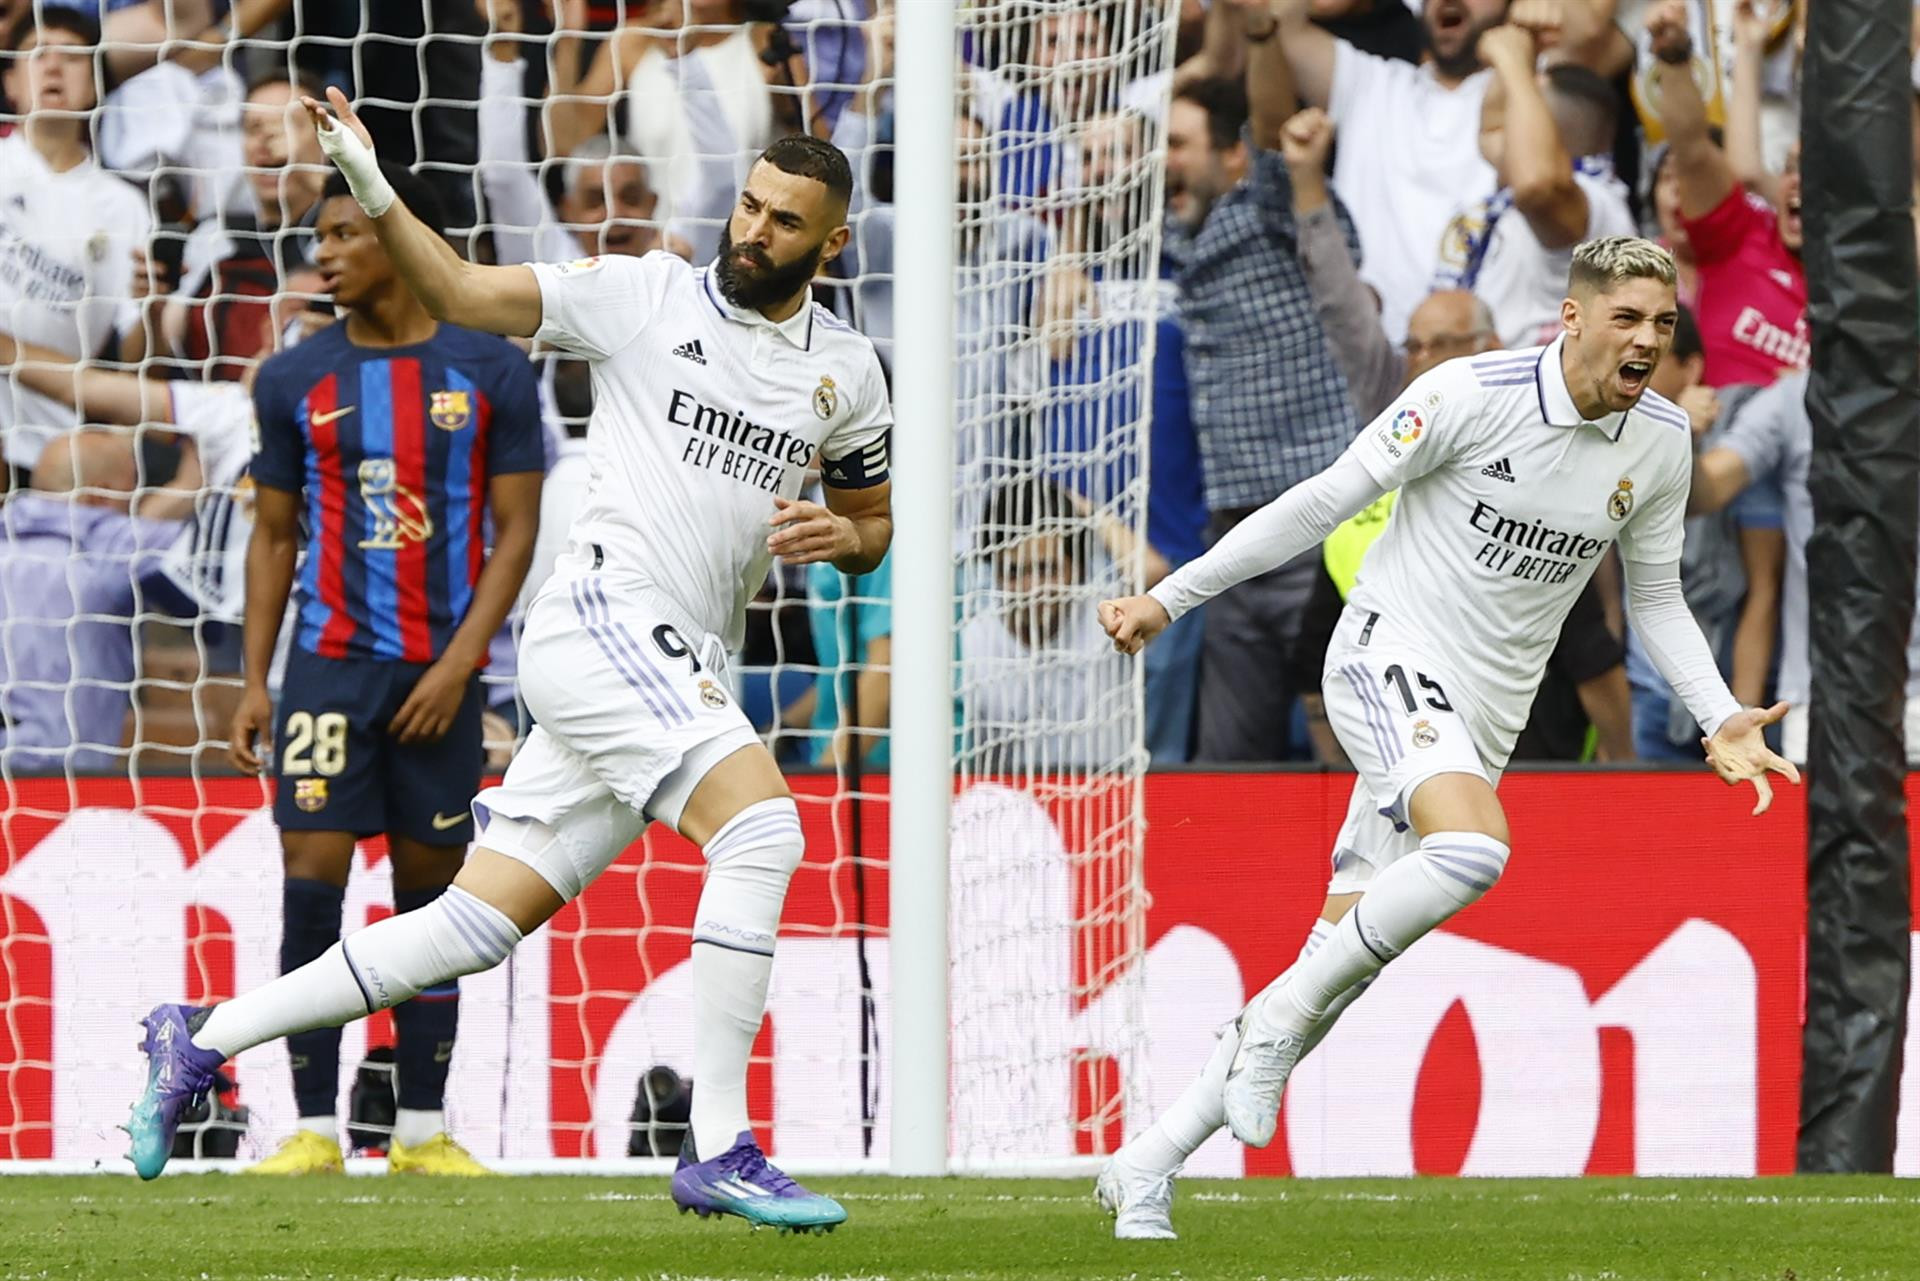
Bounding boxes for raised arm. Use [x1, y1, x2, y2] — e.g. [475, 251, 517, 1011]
[1725, 0, 1785, 207]
[1174, 0, 1251, 92]
[547, 2, 662, 159]
[476, 0, 573, 267]
[1481, 24, 1590, 250]
[303, 87, 544, 337]
[1644, 1, 1738, 219]
[169, 0, 295, 77]
[1233, 0, 1299, 149]
[1511, 0, 1633, 76]
[1270, 0, 1339, 109]
[1280, 108, 1402, 418]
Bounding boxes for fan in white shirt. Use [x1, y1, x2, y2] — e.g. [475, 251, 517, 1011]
[131, 88, 888, 1237]
[1435, 26, 1640, 348]
[0, 10, 151, 471]
[1250, 0, 1503, 342]
[1093, 237, 1796, 1241]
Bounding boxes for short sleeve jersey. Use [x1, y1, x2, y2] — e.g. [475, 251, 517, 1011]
[1342, 337, 1695, 750]
[528, 252, 894, 650]
[0, 134, 152, 468]
[1681, 187, 1807, 388]
[251, 322, 545, 662]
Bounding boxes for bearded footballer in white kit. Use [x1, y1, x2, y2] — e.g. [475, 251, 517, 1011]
[127, 89, 890, 1232]
[1093, 237, 1798, 1240]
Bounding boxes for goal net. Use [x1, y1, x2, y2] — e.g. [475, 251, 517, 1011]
[0, 0, 1176, 1170]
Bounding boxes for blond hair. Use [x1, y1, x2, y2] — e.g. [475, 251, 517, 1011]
[1568, 236, 1678, 295]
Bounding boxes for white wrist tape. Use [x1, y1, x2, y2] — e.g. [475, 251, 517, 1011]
[314, 110, 395, 218]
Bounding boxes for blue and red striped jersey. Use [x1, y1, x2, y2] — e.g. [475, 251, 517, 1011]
[251, 322, 544, 663]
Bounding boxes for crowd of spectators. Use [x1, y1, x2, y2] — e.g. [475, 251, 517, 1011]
[0, 0, 1897, 780]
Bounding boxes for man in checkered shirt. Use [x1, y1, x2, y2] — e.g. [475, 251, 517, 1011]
[1162, 27, 1359, 762]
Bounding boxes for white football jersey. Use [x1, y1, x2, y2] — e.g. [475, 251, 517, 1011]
[529, 252, 892, 650]
[0, 134, 151, 468]
[1345, 336, 1693, 752]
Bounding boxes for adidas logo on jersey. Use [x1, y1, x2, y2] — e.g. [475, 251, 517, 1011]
[673, 339, 708, 365]
[1480, 457, 1517, 483]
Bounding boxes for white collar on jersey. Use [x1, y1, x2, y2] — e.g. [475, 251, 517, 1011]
[699, 265, 814, 350]
[1534, 334, 1627, 442]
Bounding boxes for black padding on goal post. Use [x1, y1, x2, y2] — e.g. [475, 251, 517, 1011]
[1797, 0, 1920, 1172]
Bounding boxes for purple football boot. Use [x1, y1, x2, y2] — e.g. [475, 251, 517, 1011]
[126, 1004, 225, 1179]
[670, 1130, 847, 1233]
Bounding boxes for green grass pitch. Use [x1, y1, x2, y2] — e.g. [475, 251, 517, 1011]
[3, 1174, 1917, 1280]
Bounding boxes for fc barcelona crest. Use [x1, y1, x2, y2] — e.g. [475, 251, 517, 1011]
[294, 778, 329, 813]
[430, 390, 472, 432]
[813, 375, 838, 421]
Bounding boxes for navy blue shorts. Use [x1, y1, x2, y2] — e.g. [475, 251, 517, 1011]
[271, 646, 484, 845]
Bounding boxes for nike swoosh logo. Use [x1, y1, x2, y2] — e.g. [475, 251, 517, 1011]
[431, 811, 469, 831]
[311, 406, 356, 425]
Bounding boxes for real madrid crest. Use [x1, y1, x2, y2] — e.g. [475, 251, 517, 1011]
[1608, 476, 1634, 521]
[429, 389, 472, 431]
[698, 679, 728, 710]
[813, 375, 838, 421]
[1411, 719, 1439, 749]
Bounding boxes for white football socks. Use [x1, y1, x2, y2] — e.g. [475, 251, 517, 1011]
[392, 1108, 446, 1149]
[688, 799, 805, 1158]
[1123, 918, 1366, 1177]
[193, 886, 521, 1058]
[1273, 831, 1510, 1032]
[298, 1115, 336, 1141]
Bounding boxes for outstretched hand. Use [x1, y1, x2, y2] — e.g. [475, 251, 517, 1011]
[1701, 701, 1800, 815]
[300, 85, 374, 152]
[299, 86, 393, 217]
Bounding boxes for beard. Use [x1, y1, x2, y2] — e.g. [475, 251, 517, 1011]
[1426, 18, 1496, 80]
[713, 223, 826, 310]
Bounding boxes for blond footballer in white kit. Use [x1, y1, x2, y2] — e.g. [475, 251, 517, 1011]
[1092, 238, 1798, 1241]
[127, 90, 886, 1232]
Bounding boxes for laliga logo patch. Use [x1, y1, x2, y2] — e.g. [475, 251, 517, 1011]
[813, 375, 838, 421]
[294, 779, 329, 813]
[698, 679, 728, 710]
[559, 256, 602, 274]
[1608, 476, 1634, 521]
[1389, 406, 1424, 445]
[429, 389, 472, 431]
[1411, 719, 1439, 749]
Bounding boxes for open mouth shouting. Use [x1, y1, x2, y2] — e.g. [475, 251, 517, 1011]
[1616, 357, 1654, 400]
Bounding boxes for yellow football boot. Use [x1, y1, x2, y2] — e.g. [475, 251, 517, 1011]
[244, 1130, 344, 1175]
[387, 1132, 498, 1176]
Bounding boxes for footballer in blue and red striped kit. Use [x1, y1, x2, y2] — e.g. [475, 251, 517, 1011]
[228, 165, 543, 1177]
[252, 324, 540, 663]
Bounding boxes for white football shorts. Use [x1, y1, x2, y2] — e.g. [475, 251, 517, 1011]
[1319, 604, 1506, 894]
[472, 569, 759, 901]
